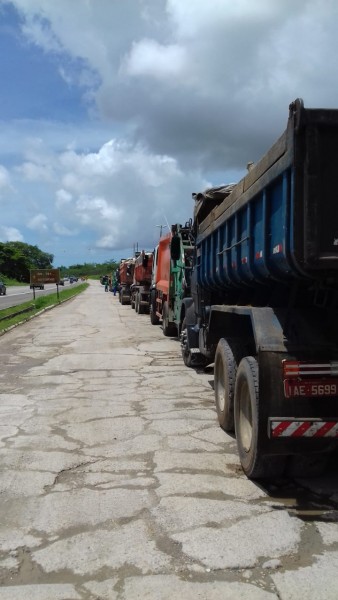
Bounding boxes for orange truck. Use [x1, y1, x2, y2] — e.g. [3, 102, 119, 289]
[131, 251, 153, 314]
[118, 258, 135, 305]
[149, 222, 194, 336]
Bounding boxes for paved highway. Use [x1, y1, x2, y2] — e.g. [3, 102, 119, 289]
[0, 281, 79, 309]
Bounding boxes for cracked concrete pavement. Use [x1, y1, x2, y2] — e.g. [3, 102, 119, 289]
[0, 280, 338, 599]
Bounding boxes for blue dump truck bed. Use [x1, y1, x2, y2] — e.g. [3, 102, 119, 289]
[195, 99, 338, 293]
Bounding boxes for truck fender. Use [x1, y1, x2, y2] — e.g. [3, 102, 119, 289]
[181, 298, 195, 325]
[208, 306, 287, 354]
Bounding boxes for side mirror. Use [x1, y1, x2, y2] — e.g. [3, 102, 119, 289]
[170, 235, 181, 261]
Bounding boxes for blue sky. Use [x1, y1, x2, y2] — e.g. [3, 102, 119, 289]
[0, 3, 97, 126]
[1, 0, 338, 267]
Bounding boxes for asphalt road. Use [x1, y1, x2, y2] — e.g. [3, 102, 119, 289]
[0, 280, 338, 599]
[0, 281, 80, 309]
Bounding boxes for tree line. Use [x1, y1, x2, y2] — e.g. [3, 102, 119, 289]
[0, 242, 53, 282]
[0, 241, 119, 282]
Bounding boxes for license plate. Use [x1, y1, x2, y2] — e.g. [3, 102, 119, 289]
[284, 379, 338, 398]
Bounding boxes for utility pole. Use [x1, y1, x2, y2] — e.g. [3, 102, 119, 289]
[156, 224, 168, 237]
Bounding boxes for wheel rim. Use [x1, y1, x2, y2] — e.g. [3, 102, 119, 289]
[215, 356, 225, 412]
[238, 380, 252, 452]
[181, 327, 188, 355]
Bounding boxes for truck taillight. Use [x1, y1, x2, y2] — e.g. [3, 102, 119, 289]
[283, 360, 338, 378]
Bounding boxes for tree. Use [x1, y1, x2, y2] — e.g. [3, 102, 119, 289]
[0, 242, 54, 282]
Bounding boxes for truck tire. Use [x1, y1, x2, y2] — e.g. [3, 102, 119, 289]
[181, 318, 206, 368]
[135, 292, 140, 313]
[150, 291, 159, 325]
[214, 339, 236, 432]
[137, 293, 144, 314]
[234, 356, 285, 479]
[162, 301, 177, 337]
[131, 294, 135, 309]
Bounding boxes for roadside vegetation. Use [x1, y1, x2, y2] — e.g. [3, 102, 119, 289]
[0, 239, 119, 285]
[0, 241, 53, 283]
[0, 283, 89, 333]
[59, 262, 119, 280]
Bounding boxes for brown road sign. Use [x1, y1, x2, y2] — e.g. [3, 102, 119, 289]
[30, 269, 60, 284]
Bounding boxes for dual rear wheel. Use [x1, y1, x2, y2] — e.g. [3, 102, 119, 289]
[135, 292, 146, 314]
[214, 339, 285, 479]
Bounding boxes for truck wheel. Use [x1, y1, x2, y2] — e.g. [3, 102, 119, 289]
[136, 293, 144, 314]
[181, 318, 206, 368]
[163, 302, 177, 337]
[150, 290, 159, 325]
[181, 319, 194, 367]
[135, 292, 140, 313]
[131, 295, 135, 309]
[234, 356, 285, 479]
[214, 339, 236, 432]
[150, 307, 159, 324]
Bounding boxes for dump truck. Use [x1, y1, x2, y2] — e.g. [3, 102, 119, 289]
[150, 222, 194, 336]
[131, 250, 153, 314]
[118, 258, 135, 305]
[180, 98, 338, 479]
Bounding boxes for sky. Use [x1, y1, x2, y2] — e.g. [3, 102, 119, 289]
[1, 0, 338, 267]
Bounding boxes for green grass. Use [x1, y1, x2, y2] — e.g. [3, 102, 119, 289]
[0, 277, 27, 286]
[0, 283, 89, 333]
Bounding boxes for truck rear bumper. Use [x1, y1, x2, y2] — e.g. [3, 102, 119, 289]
[269, 418, 338, 438]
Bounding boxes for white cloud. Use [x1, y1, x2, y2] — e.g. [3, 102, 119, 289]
[166, 0, 296, 37]
[27, 213, 48, 232]
[0, 226, 24, 242]
[21, 15, 61, 52]
[52, 222, 76, 236]
[0, 165, 11, 191]
[51, 139, 207, 252]
[96, 233, 120, 249]
[75, 195, 122, 222]
[16, 161, 54, 182]
[121, 39, 187, 80]
[55, 188, 73, 208]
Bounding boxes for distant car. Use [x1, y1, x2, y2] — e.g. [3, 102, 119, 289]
[58, 279, 65, 286]
[30, 284, 44, 290]
[0, 281, 6, 295]
[69, 276, 76, 283]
